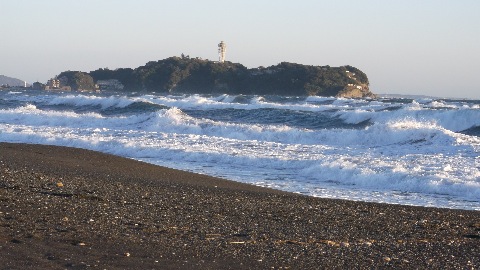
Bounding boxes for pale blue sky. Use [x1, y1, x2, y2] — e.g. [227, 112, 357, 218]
[1, 0, 479, 98]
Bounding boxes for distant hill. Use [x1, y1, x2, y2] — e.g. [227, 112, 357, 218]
[0, 75, 25, 87]
[56, 57, 376, 98]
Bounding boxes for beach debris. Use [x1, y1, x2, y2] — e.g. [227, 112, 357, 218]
[124, 252, 131, 257]
[71, 240, 86, 246]
[56, 182, 64, 187]
[383, 257, 391, 262]
[274, 240, 306, 245]
[229, 241, 245, 244]
[205, 233, 222, 240]
[285, 240, 305, 245]
[10, 238, 22, 244]
[463, 234, 480, 239]
[470, 223, 480, 229]
[359, 240, 373, 246]
[317, 240, 339, 247]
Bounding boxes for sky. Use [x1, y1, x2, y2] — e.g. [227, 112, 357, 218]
[1, 0, 479, 99]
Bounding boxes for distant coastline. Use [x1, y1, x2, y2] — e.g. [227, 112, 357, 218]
[0, 75, 28, 88]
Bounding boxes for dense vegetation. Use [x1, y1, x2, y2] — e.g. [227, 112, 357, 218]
[56, 56, 373, 97]
[57, 71, 96, 91]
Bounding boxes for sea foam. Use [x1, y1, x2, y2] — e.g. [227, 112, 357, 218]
[1, 91, 479, 210]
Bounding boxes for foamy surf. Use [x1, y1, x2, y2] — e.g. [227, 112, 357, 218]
[1, 90, 479, 210]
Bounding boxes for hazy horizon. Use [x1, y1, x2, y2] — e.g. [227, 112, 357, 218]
[1, 0, 479, 99]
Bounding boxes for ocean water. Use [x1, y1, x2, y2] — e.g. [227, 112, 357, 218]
[1, 90, 479, 210]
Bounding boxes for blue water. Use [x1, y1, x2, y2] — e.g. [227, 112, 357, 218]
[1, 90, 479, 210]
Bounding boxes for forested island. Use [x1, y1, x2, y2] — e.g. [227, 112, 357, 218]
[52, 56, 375, 98]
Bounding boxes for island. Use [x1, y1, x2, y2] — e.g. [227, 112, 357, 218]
[49, 56, 375, 98]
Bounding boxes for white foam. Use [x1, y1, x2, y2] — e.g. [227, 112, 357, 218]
[336, 101, 480, 132]
[47, 95, 137, 109]
[1, 92, 479, 210]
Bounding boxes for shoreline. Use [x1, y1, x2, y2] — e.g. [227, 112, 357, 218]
[1, 142, 479, 269]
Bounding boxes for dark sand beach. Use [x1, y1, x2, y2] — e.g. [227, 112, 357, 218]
[1, 142, 479, 269]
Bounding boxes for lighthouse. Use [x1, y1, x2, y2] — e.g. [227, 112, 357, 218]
[218, 41, 227, 63]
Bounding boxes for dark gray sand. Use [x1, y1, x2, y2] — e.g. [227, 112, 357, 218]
[1, 142, 479, 269]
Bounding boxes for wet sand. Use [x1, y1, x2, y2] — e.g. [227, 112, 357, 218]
[1, 142, 479, 269]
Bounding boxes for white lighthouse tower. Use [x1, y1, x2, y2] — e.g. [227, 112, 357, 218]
[218, 41, 227, 63]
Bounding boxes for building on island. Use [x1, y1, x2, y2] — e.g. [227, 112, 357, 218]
[95, 79, 124, 90]
[47, 79, 60, 89]
[42, 78, 71, 91]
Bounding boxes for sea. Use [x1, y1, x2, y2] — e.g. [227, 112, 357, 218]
[1, 90, 479, 210]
